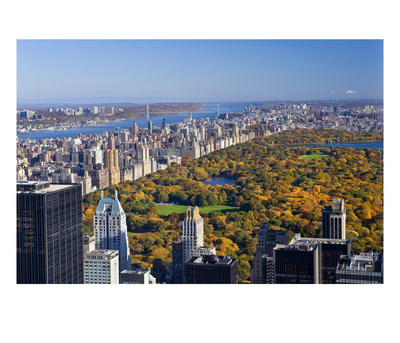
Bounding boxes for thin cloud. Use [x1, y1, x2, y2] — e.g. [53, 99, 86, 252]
[330, 91, 335, 94]
[345, 90, 356, 94]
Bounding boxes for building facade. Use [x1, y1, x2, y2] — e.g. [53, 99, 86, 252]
[17, 181, 84, 284]
[94, 190, 131, 272]
[182, 206, 204, 264]
[84, 249, 119, 284]
[120, 269, 156, 284]
[251, 222, 287, 284]
[185, 255, 238, 284]
[273, 240, 320, 284]
[322, 198, 346, 239]
[336, 251, 383, 284]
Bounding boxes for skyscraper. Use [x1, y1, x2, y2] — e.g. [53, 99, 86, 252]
[322, 198, 346, 239]
[250, 222, 287, 284]
[273, 234, 351, 284]
[273, 240, 320, 284]
[107, 132, 115, 150]
[104, 149, 120, 186]
[17, 181, 84, 284]
[182, 206, 204, 264]
[170, 207, 216, 283]
[185, 255, 238, 284]
[94, 189, 131, 272]
[289, 235, 351, 284]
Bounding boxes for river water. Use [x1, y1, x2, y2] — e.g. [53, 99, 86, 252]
[17, 104, 246, 141]
[202, 177, 237, 186]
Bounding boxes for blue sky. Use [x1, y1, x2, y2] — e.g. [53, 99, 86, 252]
[17, 39, 383, 103]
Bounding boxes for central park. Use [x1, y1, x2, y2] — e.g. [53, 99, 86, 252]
[82, 129, 383, 283]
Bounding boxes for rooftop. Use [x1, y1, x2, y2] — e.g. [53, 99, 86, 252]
[189, 255, 235, 265]
[289, 234, 350, 247]
[17, 180, 77, 193]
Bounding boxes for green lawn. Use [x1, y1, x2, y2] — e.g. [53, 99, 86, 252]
[155, 204, 240, 215]
[298, 153, 329, 161]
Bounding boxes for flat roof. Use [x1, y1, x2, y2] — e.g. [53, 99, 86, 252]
[17, 181, 77, 193]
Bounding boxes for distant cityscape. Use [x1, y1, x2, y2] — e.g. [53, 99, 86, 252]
[16, 100, 383, 284]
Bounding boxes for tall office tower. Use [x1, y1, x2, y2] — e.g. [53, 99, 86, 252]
[273, 240, 320, 284]
[182, 206, 204, 264]
[289, 235, 351, 284]
[17, 181, 84, 284]
[335, 252, 383, 284]
[250, 222, 287, 284]
[84, 250, 119, 284]
[184, 255, 238, 284]
[94, 190, 131, 272]
[104, 149, 120, 186]
[148, 120, 153, 135]
[162, 118, 166, 129]
[322, 199, 346, 239]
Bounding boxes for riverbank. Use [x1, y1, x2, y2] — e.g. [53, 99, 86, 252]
[17, 104, 245, 141]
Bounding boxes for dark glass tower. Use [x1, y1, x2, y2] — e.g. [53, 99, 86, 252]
[184, 255, 238, 284]
[17, 181, 84, 284]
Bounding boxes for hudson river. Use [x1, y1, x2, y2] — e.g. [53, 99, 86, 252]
[17, 105, 245, 141]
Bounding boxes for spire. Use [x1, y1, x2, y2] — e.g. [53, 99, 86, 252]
[115, 189, 118, 201]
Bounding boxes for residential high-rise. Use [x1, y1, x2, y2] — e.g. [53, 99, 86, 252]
[148, 120, 153, 135]
[17, 181, 84, 284]
[104, 149, 120, 186]
[322, 198, 346, 239]
[83, 234, 119, 284]
[184, 255, 238, 284]
[182, 206, 204, 264]
[170, 207, 216, 283]
[84, 249, 119, 284]
[130, 121, 138, 138]
[94, 189, 131, 272]
[107, 132, 115, 150]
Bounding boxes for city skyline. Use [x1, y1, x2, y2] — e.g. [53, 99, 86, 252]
[17, 39, 383, 104]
